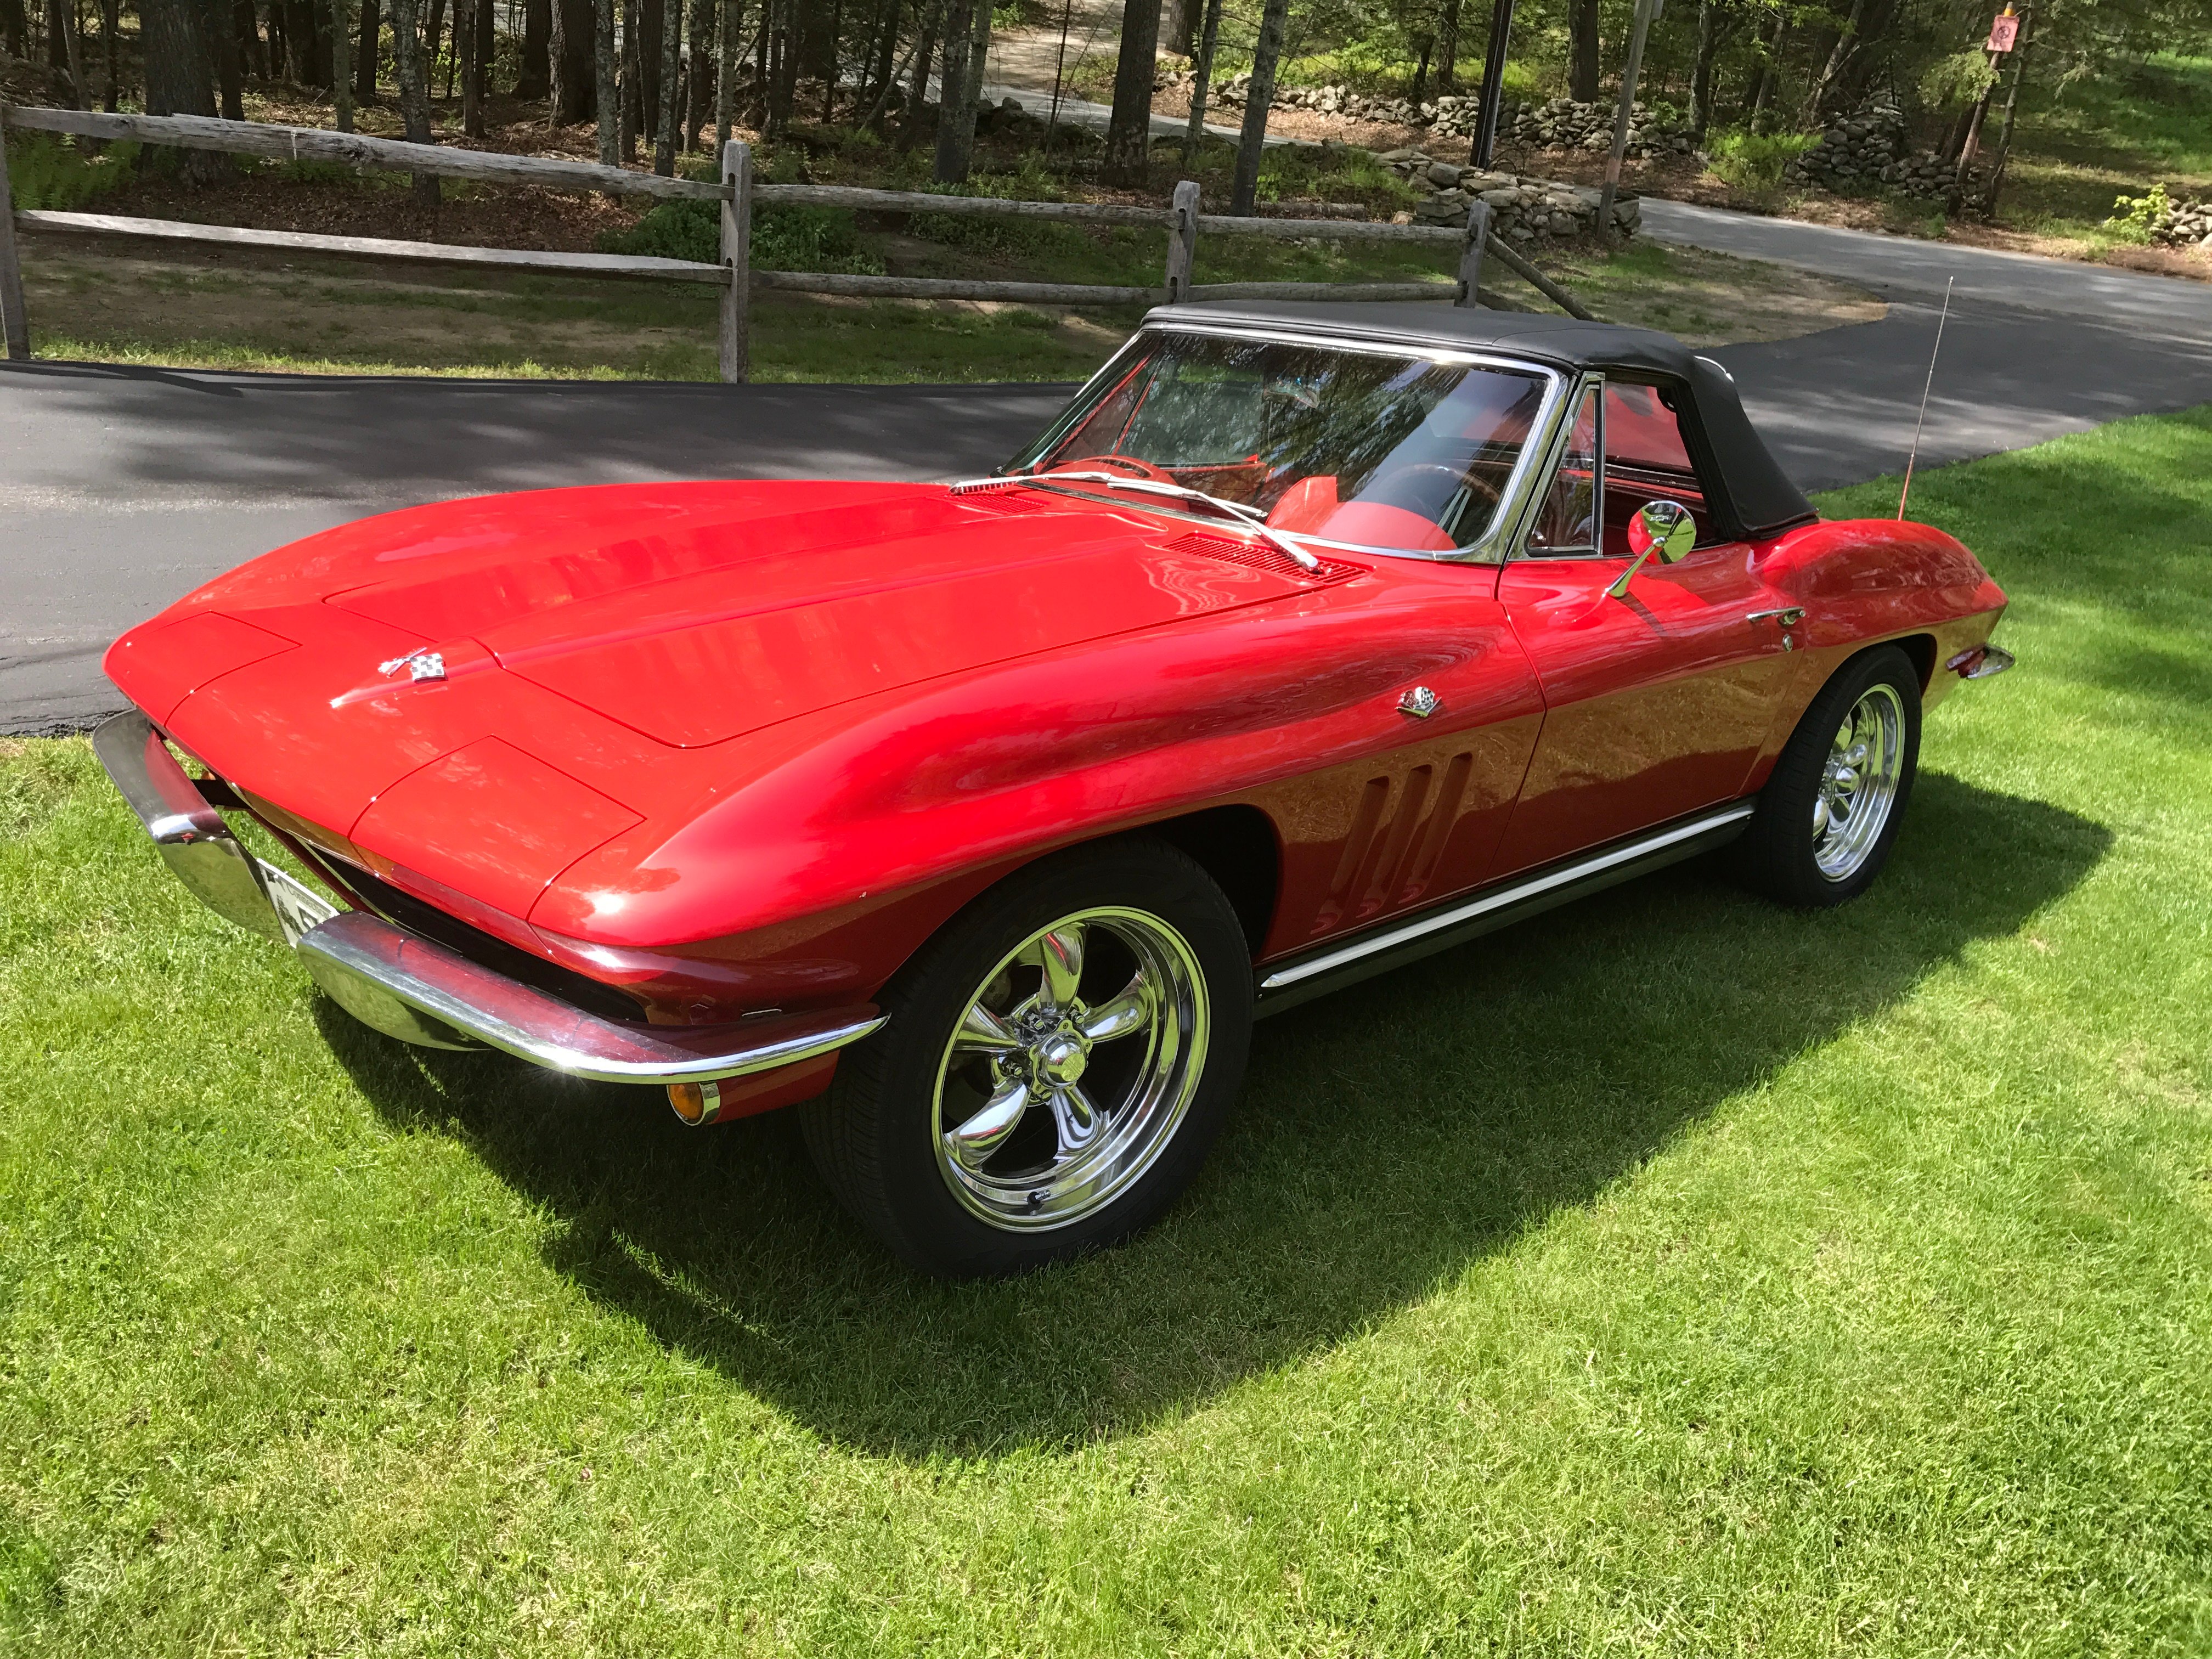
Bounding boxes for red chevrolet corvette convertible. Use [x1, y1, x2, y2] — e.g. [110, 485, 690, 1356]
[95, 305, 2013, 1275]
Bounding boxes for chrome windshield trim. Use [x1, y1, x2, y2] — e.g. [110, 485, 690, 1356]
[999, 321, 1570, 568]
[295, 910, 887, 1084]
[1259, 801, 1758, 992]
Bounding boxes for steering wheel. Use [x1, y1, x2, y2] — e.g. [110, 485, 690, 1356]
[1363, 462, 1504, 529]
[1047, 453, 1176, 484]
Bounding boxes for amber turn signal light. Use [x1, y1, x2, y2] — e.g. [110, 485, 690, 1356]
[666, 1080, 725, 1126]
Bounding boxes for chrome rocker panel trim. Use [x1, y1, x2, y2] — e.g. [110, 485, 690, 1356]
[93, 709, 886, 1086]
[1252, 800, 1757, 1015]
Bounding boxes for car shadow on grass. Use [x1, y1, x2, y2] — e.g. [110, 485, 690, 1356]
[320, 770, 2107, 1460]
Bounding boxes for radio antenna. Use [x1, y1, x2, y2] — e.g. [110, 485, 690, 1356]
[1897, 276, 1955, 521]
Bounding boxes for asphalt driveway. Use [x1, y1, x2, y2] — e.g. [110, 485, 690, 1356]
[8, 205, 2212, 733]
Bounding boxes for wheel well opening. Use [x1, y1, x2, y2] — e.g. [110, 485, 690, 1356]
[1894, 633, 1937, 690]
[1143, 805, 1281, 956]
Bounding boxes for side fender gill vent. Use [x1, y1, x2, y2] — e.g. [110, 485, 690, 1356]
[1159, 531, 1365, 586]
[1312, 753, 1475, 935]
[960, 490, 1055, 516]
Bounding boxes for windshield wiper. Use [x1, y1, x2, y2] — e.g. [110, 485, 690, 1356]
[949, 471, 1322, 572]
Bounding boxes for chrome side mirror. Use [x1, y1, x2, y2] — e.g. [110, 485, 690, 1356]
[1605, 500, 1696, 600]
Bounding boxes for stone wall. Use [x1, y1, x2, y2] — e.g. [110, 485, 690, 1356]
[1381, 148, 1640, 242]
[2152, 198, 2212, 246]
[1785, 99, 1954, 199]
[1161, 73, 1699, 160]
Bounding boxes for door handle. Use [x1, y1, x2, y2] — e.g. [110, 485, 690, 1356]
[1746, 607, 1806, 627]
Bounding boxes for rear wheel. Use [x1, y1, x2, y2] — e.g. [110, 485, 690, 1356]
[1737, 645, 1922, 907]
[802, 840, 1252, 1277]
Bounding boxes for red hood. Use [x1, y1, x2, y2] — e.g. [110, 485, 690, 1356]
[107, 479, 1339, 932]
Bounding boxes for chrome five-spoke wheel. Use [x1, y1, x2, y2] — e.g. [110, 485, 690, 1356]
[933, 907, 1209, 1230]
[1739, 644, 1922, 909]
[803, 838, 1251, 1277]
[1813, 683, 1905, 882]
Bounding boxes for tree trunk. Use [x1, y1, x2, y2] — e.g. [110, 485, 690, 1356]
[142, 0, 232, 182]
[425, 0, 448, 97]
[1686, 0, 1718, 135]
[1805, 0, 1866, 119]
[354, 0, 379, 96]
[517, 0, 550, 94]
[682, 0, 712, 144]
[102, 0, 122, 105]
[58, 0, 87, 104]
[596, 0, 619, 160]
[621, 0, 642, 155]
[1568, 0, 1599, 101]
[552, 0, 592, 119]
[0, 0, 26, 61]
[1180, 0, 1220, 154]
[267, 0, 285, 78]
[929, 0, 973, 177]
[816, 0, 840, 121]
[712, 0, 734, 148]
[868, 0, 898, 104]
[233, 0, 259, 74]
[1434, 0, 1462, 92]
[332, 0, 353, 123]
[652, 0, 679, 173]
[43, 0, 67, 77]
[639, 0, 662, 127]
[387, 0, 439, 199]
[898, 0, 937, 149]
[466, 0, 487, 128]
[1229, 0, 1287, 214]
[1161, 0, 1195, 59]
[1101, 0, 1159, 184]
[1747, 10, 1782, 132]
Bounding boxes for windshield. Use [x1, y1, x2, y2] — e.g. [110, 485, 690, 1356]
[1008, 330, 1554, 555]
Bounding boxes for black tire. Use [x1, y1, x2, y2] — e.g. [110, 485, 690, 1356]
[801, 838, 1254, 1277]
[1737, 644, 1923, 907]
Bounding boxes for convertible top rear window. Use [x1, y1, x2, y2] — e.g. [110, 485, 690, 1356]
[1008, 331, 1552, 555]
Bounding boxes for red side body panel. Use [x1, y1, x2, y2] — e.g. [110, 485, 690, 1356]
[104, 481, 2006, 1037]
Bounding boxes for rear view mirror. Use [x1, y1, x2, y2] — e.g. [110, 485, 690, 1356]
[1605, 500, 1697, 600]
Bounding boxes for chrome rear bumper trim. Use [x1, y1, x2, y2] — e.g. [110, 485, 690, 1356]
[93, 709, 885, 1085]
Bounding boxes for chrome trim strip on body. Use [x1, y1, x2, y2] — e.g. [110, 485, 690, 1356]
[295, 911, 885, 1085]
[94, 709, 887, 1085]
[1255, 800, 1758, 1005]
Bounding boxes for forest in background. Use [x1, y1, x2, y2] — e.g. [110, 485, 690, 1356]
[6, 0, 2210, 199]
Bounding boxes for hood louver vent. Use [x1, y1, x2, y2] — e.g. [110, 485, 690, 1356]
[1160, 531, 1364, 586]
[958, 490, 1055, 515]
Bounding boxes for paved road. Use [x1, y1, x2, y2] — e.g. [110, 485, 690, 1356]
[1, 371, 1074, 732]
[1644, 198, 2212, 334]
[10, 204, 2212, 733]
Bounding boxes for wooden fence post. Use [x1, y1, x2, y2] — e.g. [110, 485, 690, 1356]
[1455, 201, 1489, 308]
[719, 138, 749, 385]
[0, 114, 30, 360]
[1164, 179, 1199, 303]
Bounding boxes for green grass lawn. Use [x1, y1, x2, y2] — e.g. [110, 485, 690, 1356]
[3, 409, 2210, 1653]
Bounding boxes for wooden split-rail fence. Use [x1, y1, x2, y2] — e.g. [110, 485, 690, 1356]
[0, 104, 1593, 380]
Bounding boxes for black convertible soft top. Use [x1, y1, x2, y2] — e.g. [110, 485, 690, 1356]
[1141, 301, 1818, 543]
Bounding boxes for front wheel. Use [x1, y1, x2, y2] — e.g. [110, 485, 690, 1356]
[802, 840, 1253, 1277]
[1737, 644, 1922, 907]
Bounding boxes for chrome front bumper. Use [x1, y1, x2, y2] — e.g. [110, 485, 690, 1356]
[92, 710, 884, 1086]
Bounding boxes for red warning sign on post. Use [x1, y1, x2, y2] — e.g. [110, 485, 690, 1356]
[1987, 11, 2021, 50]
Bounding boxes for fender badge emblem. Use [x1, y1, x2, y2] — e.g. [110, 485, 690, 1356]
[1397, 686, 1441, 719]
[377, 649, 447, 683]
